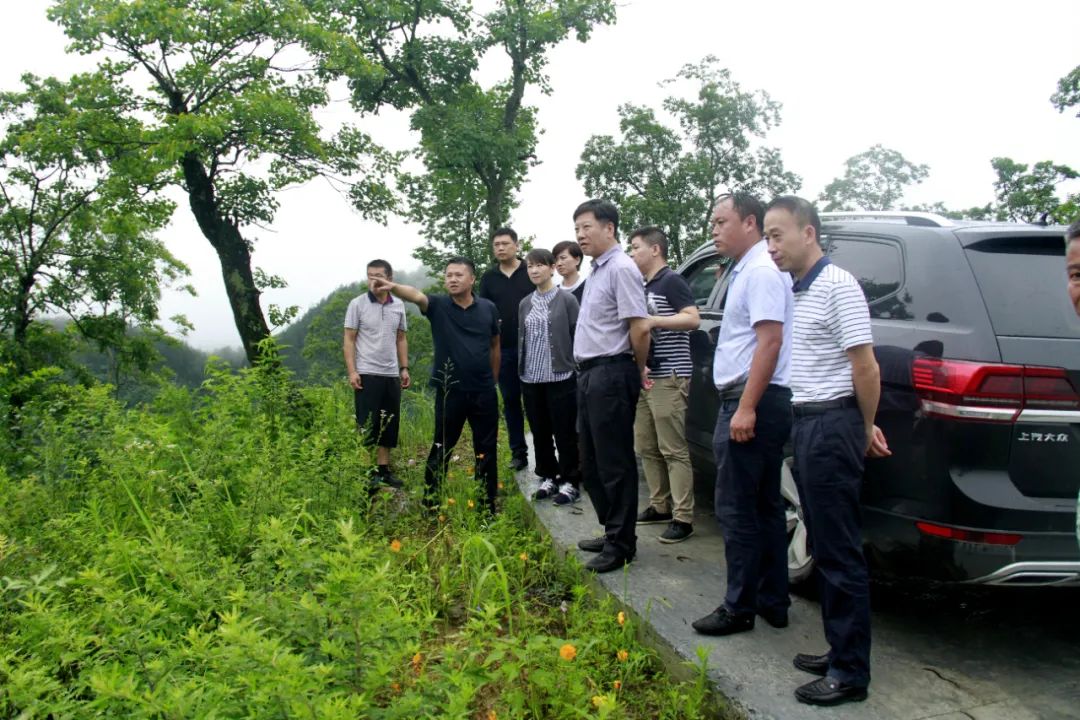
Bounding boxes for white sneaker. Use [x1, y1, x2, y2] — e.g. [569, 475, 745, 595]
[533, 478, 557, 500]
[552, 483, 580, 505]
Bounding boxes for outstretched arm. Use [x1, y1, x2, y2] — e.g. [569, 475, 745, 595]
[371, 278, 428, 313]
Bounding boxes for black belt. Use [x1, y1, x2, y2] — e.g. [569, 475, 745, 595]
[793, 396, 859, 416]
[575, 354, 633, 372]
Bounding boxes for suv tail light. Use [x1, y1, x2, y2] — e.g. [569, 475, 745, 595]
[916, 521, 1022, 546]
[913, 358, 1080, 422]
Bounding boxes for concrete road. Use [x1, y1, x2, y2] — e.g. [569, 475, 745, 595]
[516, 469, 1080, 720]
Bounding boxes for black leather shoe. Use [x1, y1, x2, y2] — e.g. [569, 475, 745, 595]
[376, 472, 403, 489]
[577, 536, 605, 553]
[584, 551, 633, 573]
[757, 607, 789, 629]
[691, 607, 754, 636]
[510, 454, 528, 472]
[794, 676, 868, 706]
[793, 652, 829, 676]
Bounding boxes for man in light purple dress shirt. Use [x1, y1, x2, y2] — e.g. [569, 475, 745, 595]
[570, 199, 652, 574]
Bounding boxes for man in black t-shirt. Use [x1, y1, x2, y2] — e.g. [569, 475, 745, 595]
[372, 257, 502, 510]
[628, 227, 700, 544]
[479, 227, 534, 472]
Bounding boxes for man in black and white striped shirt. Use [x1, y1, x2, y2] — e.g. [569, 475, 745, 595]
[765, 196, 889, 708]
[628, 226, 700, 543]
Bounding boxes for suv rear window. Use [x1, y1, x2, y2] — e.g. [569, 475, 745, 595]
[964, 236, 1080, 339]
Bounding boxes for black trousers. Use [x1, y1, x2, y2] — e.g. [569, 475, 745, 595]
[792, 405, 871, 688]
[498, 348, 527, 457]
[577, 359, 641, 557]
[522, 377, 580, 486]
[713, 384, 793, 618]
[353, 374, 402, 448]
[425, 387, 500, 511]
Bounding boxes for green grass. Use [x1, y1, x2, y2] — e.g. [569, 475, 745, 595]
[0, 357, 723, 719]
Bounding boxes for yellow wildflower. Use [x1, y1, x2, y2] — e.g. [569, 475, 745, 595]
[467, 499, 476, 509]
[389, 539, 403, 553]
[617, 611, 626, 626]
[559, 643, 577, 661]
[613, 680, 623, 691]
[519, 552, 528, 562]
[447, 498, 457, 506]
[617, 649, 629, 662]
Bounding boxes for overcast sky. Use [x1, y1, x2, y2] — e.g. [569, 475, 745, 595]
[3, 1, 1078, 349]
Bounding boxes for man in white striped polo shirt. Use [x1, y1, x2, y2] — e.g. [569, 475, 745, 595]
[628, 226, 700, 543]
[765, 196, 890, 707]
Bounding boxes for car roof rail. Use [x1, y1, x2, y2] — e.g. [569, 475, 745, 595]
[819, 211, 954, 228]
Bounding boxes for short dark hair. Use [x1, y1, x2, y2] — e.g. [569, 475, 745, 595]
[1067, 218, 1080, 244]
[366, 258, 393, 278]
[573, 199, 620, 237]
[551, 240, 583, 270]
[492, 227, 518, 244]
[765, 195, 822, 245]
[525, 248, 555, 266]
[444, 256, 476, 275]
[717, 192, 765, 234]
[628, 226, 669, 259]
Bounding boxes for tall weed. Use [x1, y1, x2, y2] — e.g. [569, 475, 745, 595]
[0, 357, 723, 719]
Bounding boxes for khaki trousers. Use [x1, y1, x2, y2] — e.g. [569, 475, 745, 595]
[634, 375, 694, 524]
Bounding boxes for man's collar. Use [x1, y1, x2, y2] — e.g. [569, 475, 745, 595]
[497, 258, 523, 277]
[451, 291, 475, 309]
[367, 290, 393, 304]
[645, 265, 670, 283]
[792, 256, 831, 293]
[731, 239, 767, 274]
[593, 243, 623, 267]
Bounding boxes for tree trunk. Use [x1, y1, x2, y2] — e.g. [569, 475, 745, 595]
[11, 273, 35, 377]
[180, 153, 271, 366]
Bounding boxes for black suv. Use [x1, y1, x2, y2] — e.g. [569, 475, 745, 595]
[677, 211, 1080, 587]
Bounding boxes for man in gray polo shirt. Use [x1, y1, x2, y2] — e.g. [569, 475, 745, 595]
[344, 259, 410, 488]
[571, 199, 651, 573]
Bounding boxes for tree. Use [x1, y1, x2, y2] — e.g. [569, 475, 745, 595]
[404, 82, 539, 269]
[989, 157, 1078, 224]
[578, 105, 700, 264]
[1051, 65, 1080, 117]
[906, 201, 994, 221]
[49, 0, 397, 365]
[0, 72, 183, 380]
[578, 57, 799, 264]
[408, 0, 617, 267]
[819, 145, 929, 212]
[323, 0, 615, 267]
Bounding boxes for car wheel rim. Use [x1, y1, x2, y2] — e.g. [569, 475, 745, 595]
[781, 463, 814, 577]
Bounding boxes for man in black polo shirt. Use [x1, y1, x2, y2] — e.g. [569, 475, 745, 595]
[372, 257, 502, 510]
[479, 227, 534, 472]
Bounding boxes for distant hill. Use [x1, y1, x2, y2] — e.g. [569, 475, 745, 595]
[274, 267, 436, 382]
